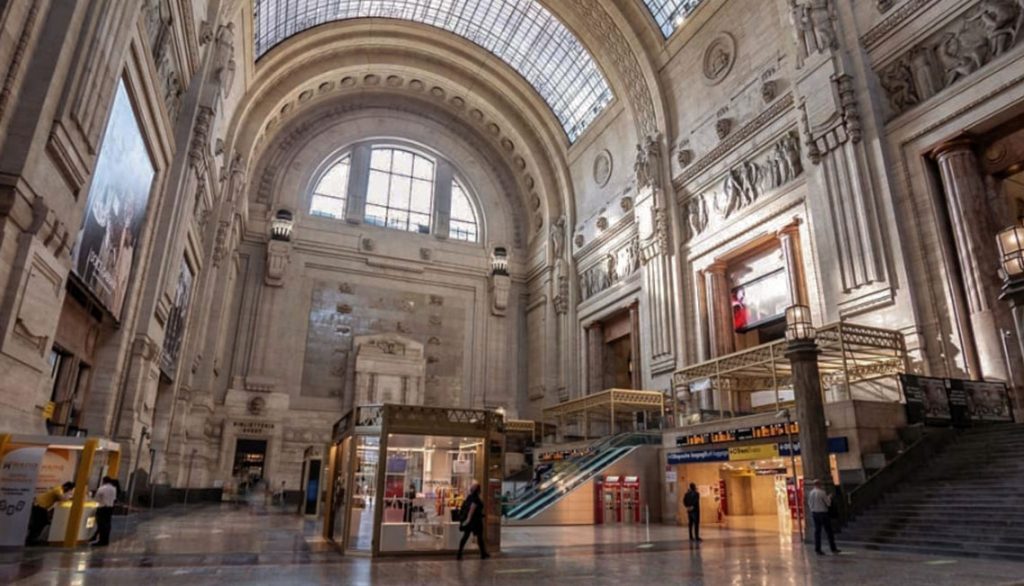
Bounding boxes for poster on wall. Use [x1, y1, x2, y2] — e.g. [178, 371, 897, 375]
[731, 269, 789, 332]
[961, 380, 1014, 422]
[71, 79, 155, 319]
[0, 446, 46, 546]
[160, 256, 194, 377]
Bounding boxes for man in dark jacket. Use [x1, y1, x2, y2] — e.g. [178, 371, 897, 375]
[683, 483, 702, 542]
[456, 482, 490, 560]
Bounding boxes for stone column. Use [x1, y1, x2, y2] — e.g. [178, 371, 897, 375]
[933, 139, 1007, 382]
[1000, 276, 1024, 421]
[586, 322, 605, 395]
[629, 302, 642, 390]
[433, 162, 453, 239]
[704, 262, 734, 358]
[778, 224, 805, 305]
[786, 338, 831, 542]
[345, 143, 371, 224]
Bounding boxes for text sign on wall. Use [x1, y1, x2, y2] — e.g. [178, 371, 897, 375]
[233, 421, 276, 435]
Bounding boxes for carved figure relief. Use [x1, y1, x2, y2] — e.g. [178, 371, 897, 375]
[703, 34, 736, 85]
[789, 0, 838, 68]
[878, 0, 1024, 118]
[620, 196, 634, 212]
[579, 236, 640, 300]
[593, 150, 613, 187]
[761, 80, 778, 104]
[574, 234, 585, 248]
[686, 130, 804, 241]
[715, 118, 733, 140]
[633, 134, 663, 191]
[596, 216, 609, 231]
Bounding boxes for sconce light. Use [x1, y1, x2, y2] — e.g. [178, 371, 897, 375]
[785, 304, 816, 343]
[996, 223, 1024, 280]
[271, 209, 294, 242]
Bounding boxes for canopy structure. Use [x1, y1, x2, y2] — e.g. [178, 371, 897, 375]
[542, 388, 666, 442]
[671, 322, 909, 422]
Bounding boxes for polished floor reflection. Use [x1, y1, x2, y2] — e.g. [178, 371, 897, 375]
[3, 504, 1023, 585]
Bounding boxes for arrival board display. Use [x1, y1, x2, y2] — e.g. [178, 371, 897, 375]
[675, 421, 799, 447]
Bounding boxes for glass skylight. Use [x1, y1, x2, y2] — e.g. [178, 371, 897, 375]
[642, 0, 704, 38]
[253, 0, 613, 142]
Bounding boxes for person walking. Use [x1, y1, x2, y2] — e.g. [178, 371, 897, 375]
[92, 477, 117, 547]
[456, 482, 490, 560]
[26, 481, 75, 545]
[808, 479, 840, 555]
[683, 483, 702, 543]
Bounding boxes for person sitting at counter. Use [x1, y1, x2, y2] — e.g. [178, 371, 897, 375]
[26, 481, 75, 545]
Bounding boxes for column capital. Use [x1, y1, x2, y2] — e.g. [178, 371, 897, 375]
[931, 135, 976, 160]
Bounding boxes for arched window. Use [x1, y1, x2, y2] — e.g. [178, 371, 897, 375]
[449, 179, 479, 243]
[365, 147, 435, 234]
[307, 143, 485, 244]
[310, 155, 350, 219]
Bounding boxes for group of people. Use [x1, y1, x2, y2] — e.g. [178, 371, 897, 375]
[25, 477, 119, 547]
[684, 478, 840, 555]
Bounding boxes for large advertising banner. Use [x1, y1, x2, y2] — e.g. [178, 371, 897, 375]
[0, 447, 46, 546]
[160, 256, 194, 377]
[961, 380, 1014, 422]
[71, 79, 155, 319]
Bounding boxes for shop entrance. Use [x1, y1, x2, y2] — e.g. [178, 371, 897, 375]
[233, 439, 267, 484]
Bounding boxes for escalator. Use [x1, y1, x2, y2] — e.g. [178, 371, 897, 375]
[505, 433, 659, 522]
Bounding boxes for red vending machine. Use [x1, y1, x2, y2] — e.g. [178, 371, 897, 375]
[602, 476, 623, 524]
[622, 476, 641, 524]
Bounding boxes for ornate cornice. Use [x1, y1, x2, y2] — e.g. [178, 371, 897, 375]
[860, 0, 940, 50]
[672, 92, 795, 190]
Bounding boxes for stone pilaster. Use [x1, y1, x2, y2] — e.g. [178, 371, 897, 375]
[586, 322, 604, 395]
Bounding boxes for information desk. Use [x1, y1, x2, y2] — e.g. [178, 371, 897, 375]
[48, 500, 97, 543]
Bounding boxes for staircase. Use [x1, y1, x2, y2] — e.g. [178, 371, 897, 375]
[841, 424, 1024, 561]
[505, 432, 659, 522]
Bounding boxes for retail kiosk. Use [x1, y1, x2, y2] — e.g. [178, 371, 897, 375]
[324, 404, 505, 557]
[0, 434, 121, 547]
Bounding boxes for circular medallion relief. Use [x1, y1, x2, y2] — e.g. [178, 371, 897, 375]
[593, 150, 613, 187]
[703, 33, 736, 86]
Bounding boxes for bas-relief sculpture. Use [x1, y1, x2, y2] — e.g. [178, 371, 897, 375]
[788, 0, 839, 68]
[683, 130, 804, 241]
[578, 235, 640, 301]
[879, 0, 1024, 118]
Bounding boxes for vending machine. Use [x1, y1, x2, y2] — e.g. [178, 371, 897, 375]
[622, 476, 641, 524]
[601, 476, 623, 524]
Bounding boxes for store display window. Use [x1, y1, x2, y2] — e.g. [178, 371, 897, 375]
[324, 404, 504, 557]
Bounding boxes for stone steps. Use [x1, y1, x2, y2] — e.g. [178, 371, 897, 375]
[842, 424, 1024, 561]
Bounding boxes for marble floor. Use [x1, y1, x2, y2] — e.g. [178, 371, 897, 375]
[3, 504, 1023, 585]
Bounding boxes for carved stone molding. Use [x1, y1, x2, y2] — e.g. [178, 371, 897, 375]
[877, 0, 1024, 120]
[0, 2, 41, 124]
[189, 106, 214, 175]
[789, 0, 839, 69]
[703, 33, 736, 86]
[566, 0, 657, 137]
[861, 0, 941, 49]
[674, 93, 795, 188]
[593, 150, 612, 187]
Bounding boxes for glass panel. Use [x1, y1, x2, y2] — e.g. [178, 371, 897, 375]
[641, 0, 705, 38]
[413, 157, 434, 180]
[410, 180, 433, 213]
[253, 0, 614, 142]
[392, 150, 414, 176]
[448, 179, 478, 242]
[367, 170, 391, 206]
[348, 435, 379, 552]
[370, 148, 392, 171]
[379, 434, 483, 553]
[310, 194, 345, 219]
[365, 204, 387, 227]
[389, 175, 412, 209]
[331, 438, 352, 543]
[315, 158, 350, 198]
[410, 213, 431, 234]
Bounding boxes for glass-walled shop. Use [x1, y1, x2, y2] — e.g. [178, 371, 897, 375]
[324, 404, 505, 556]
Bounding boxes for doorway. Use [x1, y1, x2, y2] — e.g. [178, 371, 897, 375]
[233, 439, 268, 485]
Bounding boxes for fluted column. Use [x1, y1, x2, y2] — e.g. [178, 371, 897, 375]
[704, 262, 734, 358]
[933, 139, 1006, 382]
[586, 322, 605, 395]
[778, 224, 805, 305]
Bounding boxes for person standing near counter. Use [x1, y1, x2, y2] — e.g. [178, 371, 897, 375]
[92, 477, 117, 547]
[683, 483, 702, 543]
[26, 481, 75, 545]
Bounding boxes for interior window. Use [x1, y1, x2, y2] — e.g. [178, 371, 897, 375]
[449, 179, 479, 243]
[310, 156, 350, 219]
[365, 147, 435, 234]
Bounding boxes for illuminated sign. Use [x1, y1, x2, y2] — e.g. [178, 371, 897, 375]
[675, 422, 798, 447]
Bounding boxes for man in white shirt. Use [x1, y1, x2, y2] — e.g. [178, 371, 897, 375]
[807, 479, 839, 555]
[92, 477, 117, 547]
